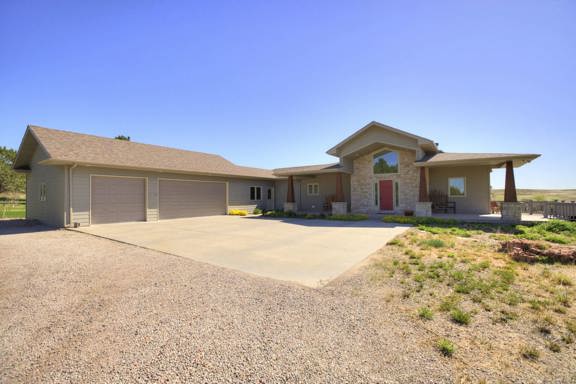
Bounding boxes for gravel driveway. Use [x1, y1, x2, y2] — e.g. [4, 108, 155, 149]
[0, 223, 455, 383]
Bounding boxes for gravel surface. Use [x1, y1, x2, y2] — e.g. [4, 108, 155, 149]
[1, 224, 458, 383]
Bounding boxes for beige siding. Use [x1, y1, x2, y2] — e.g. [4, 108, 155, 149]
[273, 175, 350, 213]
[70, 166, 274, 226]
[26, 147, 66, 227]
[338, 126, 420, 158]
[428, 166, 491, 214]
[228, 179, 275, 212]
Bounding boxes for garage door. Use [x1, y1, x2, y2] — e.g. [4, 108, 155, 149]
[159, 179, 226, 220]
[91, 176, 146, 224]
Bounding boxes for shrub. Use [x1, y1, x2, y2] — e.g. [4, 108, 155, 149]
[418, 307, 434, 320]
[437, 339, 455, 357]
[439, 294, 461, 312]
[548, 342, 561, 353]
[450, 308, 471, 325]
[566, 320, 576, 334]
[382, 216, 458, 226]
[228, 209, 248, 216]
[554, 274, 574, 287]
[520, 345, 540, 360]
[419, 239, 447, 248]
[387, 238, 404, 246]
[253, 207, 262, 215]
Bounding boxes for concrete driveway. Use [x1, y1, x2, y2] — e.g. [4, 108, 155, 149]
[75, 216, 409, 287]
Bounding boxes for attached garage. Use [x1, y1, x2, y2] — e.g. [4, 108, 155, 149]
[91, 176, 147, 224]
[159, 179, 227, 220]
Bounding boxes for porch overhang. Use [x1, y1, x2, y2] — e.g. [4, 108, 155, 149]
[414, 153, 540, 169]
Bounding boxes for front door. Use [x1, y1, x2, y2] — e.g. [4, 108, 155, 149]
[379, 180, 393, 211]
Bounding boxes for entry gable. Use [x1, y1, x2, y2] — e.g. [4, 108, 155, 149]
[326, 121, 437, 159]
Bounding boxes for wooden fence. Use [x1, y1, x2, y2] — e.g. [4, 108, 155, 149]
[520, 201, 576, 221]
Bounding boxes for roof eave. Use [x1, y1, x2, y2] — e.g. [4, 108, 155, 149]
[40, 159, 279, 180]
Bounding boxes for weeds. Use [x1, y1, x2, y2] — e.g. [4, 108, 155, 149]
[437, 339, 455, 357]
[418, 307, 434, 320]
[450, 308, 472, 325]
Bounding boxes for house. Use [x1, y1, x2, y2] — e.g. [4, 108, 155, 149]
[13, 122, 540, 227]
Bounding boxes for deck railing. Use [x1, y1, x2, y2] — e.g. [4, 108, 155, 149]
[520, 201, 576, 221]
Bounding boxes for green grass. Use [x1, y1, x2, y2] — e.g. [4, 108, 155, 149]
[419, 239, 447, 248]
[436, 339, 455, 357]
[0, 203, 25, 219]
[418, 306, 434, 320]
[450, 308, 472, 325]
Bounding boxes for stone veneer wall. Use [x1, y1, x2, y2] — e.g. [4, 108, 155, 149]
[351, 149, 419, 214]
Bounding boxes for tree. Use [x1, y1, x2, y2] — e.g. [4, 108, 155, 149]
[114, 135, 131, 141]
[0, 147, 25, 194]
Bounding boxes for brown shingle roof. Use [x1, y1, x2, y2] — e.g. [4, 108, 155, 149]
[28, 126, 277, 179]
[416, 152, 540, 167]
[273, 163, 347, 176]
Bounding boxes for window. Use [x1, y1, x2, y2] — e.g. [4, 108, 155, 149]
[448, 177, 466, 197]
[39, 183, 47, 202]
[373, 150, 399, 174]
[250, 186, 262, 201]
[267, 188, 272, 200]
[307, 183, 320, 196]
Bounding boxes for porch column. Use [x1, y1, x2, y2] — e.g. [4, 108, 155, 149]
[415, 167, 432, 217]
[418, 167, 429, 202]
[335, 173, 345, 202]
[504, 161, 517, 202]
[501, 160, 521, 222]
[284, 175, 297, 212]
[332, 172, 347, 215]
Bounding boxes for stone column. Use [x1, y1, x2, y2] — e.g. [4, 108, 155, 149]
[501, 160, 521, 222]
[415, 167, 432, 217]
[284, 175, 297, 212]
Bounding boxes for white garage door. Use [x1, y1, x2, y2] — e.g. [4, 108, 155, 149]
[159, 179, 226, 220]
[91, 176, 146, 224]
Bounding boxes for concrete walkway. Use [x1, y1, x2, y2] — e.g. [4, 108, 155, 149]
[74, 216, 409, 287]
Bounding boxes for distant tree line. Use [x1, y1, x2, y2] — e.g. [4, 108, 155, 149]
[0, 147, 25, 194]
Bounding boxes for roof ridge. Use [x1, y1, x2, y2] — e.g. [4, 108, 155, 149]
[29, 125, 234, 162]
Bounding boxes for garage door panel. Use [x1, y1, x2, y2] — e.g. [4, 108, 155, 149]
[159, 180, 226, 219]
[91, 176, 146, 224]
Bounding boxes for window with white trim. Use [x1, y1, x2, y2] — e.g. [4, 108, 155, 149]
[448, 177, 466, 197]
[39, 183, 47, 202]
[250, 186, 262, 201]
[307, 183, 320, 196]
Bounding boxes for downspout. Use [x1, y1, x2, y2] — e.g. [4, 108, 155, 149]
[68, 163, 77, 227]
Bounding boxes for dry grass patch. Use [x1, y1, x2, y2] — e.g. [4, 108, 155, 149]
[366, 222, 576, 381]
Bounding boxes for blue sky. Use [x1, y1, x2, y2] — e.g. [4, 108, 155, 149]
[1, 0, 574, 188]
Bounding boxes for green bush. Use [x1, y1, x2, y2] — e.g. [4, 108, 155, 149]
[326, 214, 368, 221]
[418, 307, 434, 320]
[450, 308, 472, 325]
[228, 209, 248, 216]
[253, 207, 262, 215]
[419, 239, 447, 248]
[437, 339, 455, 357]
[382, 216, 458, 226]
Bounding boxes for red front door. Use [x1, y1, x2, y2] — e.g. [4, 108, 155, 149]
[379, 180, 393, 211]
